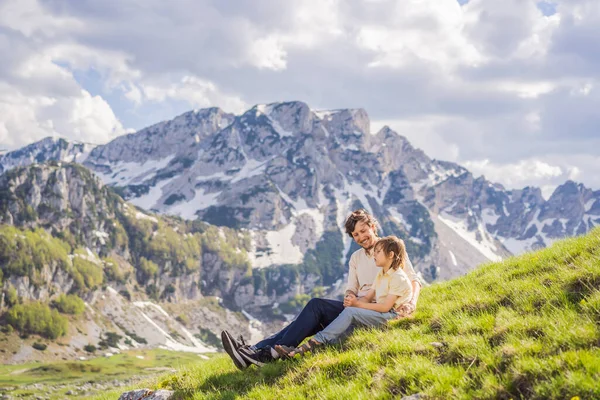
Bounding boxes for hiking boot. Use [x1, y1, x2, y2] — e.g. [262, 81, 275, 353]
[238, 346, 274, 367]
[223, 330, 246, 350]
[221, 330, 248, 370]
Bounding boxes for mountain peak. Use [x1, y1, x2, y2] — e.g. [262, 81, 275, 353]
[245, 101, 315, 136]
[0, 136, 94, 175]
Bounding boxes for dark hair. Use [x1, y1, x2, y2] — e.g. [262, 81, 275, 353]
[374, 236, 406, 271]
[344, 209, 378, 238]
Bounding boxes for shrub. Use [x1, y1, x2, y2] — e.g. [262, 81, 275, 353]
[115, 323, 148, 345]
[6, 301, 68, 339]
[4, 285, 19, 307]
[176, 314, 189, 326]
[1, 324, 14, 334]
[119, 289, 131, 301]
[194, 328, 221, 349]
[145, 284, 159, 300]
[83, 344, 96, 353]
[71, 256, 104, 290]
[53, 294, 85, 315]
[98, 332, 122, 349]
[32, 342, 47, 351]
[138, 257, 159, 283]
[0, 226, 70, 281]
[103, 257, 127, 284]
[279, 293, 311, 314]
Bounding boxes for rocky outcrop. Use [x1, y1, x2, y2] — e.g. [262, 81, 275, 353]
[118, 389, 174, 400]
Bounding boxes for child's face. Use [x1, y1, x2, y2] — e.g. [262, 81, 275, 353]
[373, 245, 391, 267]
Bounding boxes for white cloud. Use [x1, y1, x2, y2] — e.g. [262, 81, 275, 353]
[138, 76, 247, 113]
[355, 0, 483, 69]
[0, 0, 599, 193]
[464, 159, 563, 185]
[246, 35, 288, 71]
[463, 153, 600, 196]
[0, 81, 126, 148]
[0, 0, 83, 38]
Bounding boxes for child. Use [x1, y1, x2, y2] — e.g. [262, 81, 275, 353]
[283, 235, 413, 357]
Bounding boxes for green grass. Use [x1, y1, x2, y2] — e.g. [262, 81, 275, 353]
[94, 227, 600, 400]
[0, 349, 212, 399]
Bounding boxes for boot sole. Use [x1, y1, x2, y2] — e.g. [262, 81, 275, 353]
[221, 331, 248, 370]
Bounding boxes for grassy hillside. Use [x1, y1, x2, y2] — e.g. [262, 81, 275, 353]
[96, 228, 600, 399]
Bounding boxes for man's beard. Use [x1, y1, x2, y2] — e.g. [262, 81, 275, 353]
[363, 235, 378, 255]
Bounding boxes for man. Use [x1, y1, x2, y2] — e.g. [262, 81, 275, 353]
[221, 209, 422, 369]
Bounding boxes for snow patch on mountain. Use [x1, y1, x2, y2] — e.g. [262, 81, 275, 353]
[449, 250, 458, 266]
[312, 109, 341, 120]
[95, 155, 176, 185]
[256, 104, 294, 137]
[129, 176, 177, 211]
[584, 198, 596, 212]
[167, 188, 221, 219]
[389, 207, 411, 231]
[248, 223, 303, 268]
[231, 159, 269, 184]
[332, 187, 355, 261]
[346, 180, 376, 213]
[437, 212, 502, 262]
[133, 302, 214, 353]
[481, 208, 500, 227]
[500, 236, 539, 255]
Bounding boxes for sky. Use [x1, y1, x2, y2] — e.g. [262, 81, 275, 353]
[0, 0, 599, 198]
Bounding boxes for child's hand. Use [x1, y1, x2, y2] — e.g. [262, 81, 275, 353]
[343, 293, 357, 307]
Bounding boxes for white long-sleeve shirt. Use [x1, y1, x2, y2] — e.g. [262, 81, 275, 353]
[345, 248, 420, 297]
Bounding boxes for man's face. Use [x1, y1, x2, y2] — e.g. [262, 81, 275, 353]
[351, 220, 377, 250]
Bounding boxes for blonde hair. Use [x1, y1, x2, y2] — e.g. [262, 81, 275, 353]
[374, 236, 406, 271]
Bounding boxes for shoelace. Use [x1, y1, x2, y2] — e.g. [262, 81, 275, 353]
[238, 335, 246, 346]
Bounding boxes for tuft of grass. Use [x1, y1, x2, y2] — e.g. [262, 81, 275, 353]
[97, 228, 600, 399]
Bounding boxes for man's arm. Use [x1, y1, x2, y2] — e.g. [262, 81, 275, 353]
[345, 253, 359, 298]
[402, 251, 422, 309]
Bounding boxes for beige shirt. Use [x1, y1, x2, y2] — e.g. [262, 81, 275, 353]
[345, 248, 420, 297]
[373, 268, 413, 310]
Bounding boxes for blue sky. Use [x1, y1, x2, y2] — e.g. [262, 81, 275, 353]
[0, 0, 599, 197]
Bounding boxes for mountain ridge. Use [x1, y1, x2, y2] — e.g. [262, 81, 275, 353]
[1, 101, 598, 284]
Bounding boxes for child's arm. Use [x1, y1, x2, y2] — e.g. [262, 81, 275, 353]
[344, 288, 375, 307]
[346, 293, 399, 313]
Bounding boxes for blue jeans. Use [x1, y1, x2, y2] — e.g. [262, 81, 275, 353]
[255, 298, 345, 349]
[313, 307, 397, 344]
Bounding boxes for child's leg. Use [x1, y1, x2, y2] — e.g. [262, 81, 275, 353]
[313, 307, 396, 344]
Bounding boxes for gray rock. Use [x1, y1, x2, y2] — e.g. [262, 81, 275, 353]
[401, 394, 423, 400]
[118, 389, 174, 400]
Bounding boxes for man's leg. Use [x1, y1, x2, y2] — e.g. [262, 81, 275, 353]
[253, 323, 292, 350]
[223, 297, 344, 368]
[274, 298, 345, 348]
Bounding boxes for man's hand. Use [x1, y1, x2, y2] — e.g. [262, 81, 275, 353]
[395, 302, 416, 318]
[343, 293, 357, 307]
